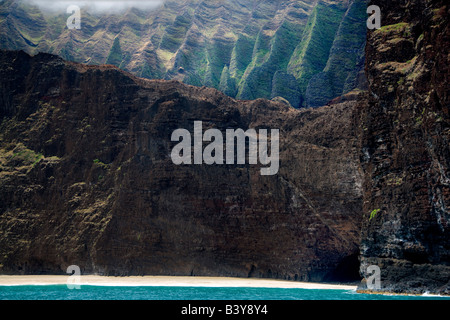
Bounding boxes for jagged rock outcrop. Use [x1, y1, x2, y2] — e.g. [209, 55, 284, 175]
[358, 0, 450, 294]
[0, 0, 368, 108]
[0, 49, 363, 280]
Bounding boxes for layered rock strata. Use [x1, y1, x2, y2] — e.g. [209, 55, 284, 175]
[358, 0, 450, 294]
[0, 49, 363, 280]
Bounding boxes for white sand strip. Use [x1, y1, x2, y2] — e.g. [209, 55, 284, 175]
[0, 275, 357, 290]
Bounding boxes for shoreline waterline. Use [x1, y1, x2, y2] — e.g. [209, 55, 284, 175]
[0, 275, 358, 290]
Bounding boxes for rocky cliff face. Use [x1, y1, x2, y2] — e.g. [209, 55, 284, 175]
[2, 0, 448, 295]
[0, 0, 367, 108]
[0, 49, 363, 280]
[358, 0, 449, 294]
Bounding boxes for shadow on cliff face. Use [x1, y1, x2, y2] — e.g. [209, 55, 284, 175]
[0, 49, 364, 282]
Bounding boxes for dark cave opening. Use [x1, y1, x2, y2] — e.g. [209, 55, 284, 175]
[324, 253, 362, 283]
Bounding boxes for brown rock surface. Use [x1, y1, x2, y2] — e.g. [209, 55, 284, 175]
[358, 0, 450, 294]
[0, 50, 363, 281]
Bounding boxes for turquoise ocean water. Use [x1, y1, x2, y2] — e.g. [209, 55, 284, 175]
[0, 285, 449, 300]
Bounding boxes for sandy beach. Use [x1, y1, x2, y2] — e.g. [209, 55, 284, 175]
[0, 275, 357, 290]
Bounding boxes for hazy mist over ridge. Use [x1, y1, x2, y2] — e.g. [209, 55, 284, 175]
[19, 0, 165, 13]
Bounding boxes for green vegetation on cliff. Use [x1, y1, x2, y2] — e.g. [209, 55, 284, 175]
[0, 0, 368, 108]
[106, 37, 123, 67]
[304, 0, 367, 107]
